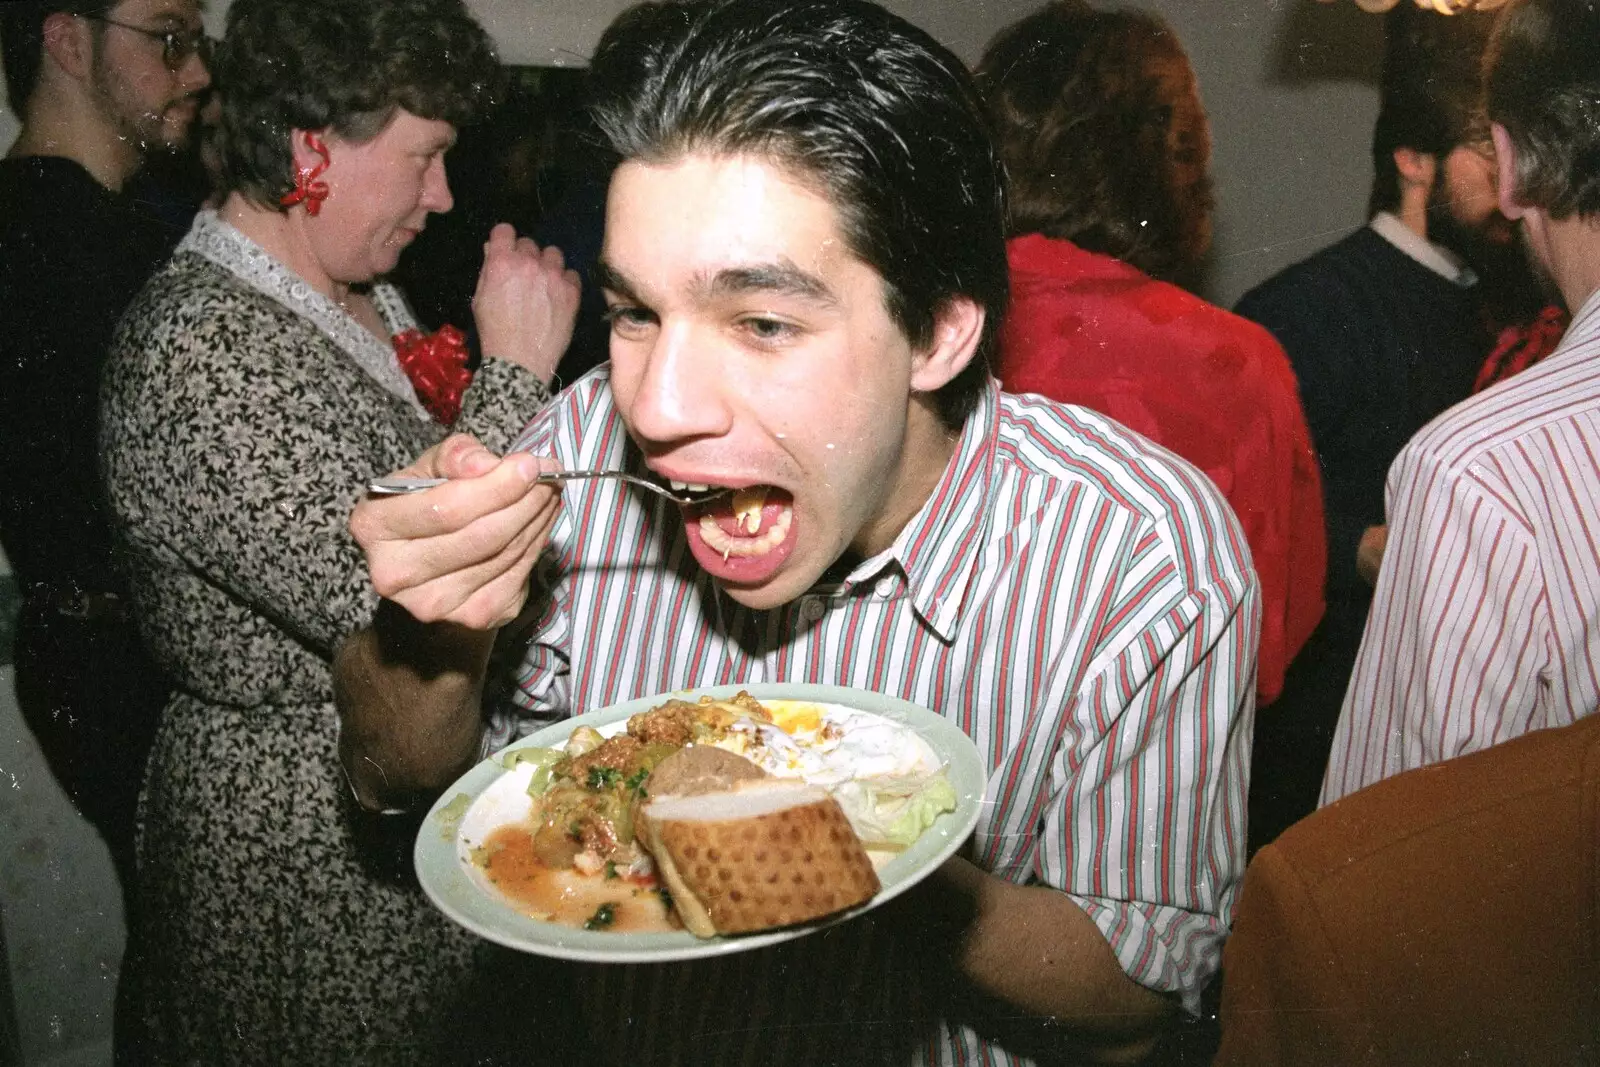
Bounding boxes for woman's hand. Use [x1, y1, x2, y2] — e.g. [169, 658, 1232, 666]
[472, 224, 581, 384]
[350, 434, 563, 629]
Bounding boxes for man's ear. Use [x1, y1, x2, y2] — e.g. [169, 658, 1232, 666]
[1393, 146, 1437, 192]
[40, 11, 94, 83]
[910, 295, 985, 394]
[1491, 123, 1526, 221]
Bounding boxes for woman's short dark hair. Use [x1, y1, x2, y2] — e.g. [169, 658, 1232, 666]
[0, 0, 115, 116]
[1486, 0, 1600, 222]
[974, 1, 1205, 279]
[210, 0, 500, 208]
[585, 0, 1009, 430]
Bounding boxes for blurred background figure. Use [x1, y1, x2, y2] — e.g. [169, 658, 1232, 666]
[976, 0, 1326, 707]
[1324, 0, 1600, 804]
[1233, 2, 1554, 854]
[0, 0, 210, 899]
[99, 0, 575, 1061]
[394, 65, 615, 386]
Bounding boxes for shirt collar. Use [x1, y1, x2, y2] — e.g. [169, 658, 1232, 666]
[838, 381, 1001, 642]
[1369, 211, 1479, 288]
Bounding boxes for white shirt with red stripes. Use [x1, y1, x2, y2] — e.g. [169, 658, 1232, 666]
[491, 374, 1257, 1066]
[1324, 287, 1600, 805]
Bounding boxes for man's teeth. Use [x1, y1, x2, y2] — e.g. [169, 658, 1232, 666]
[699, 506, 792, 557]
[669, 479, 713, 492]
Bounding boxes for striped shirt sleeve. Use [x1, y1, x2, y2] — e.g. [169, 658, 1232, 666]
[1323, 439, 1547, 803]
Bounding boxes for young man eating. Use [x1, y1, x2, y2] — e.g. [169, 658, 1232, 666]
[339, 2, 1258, 1062]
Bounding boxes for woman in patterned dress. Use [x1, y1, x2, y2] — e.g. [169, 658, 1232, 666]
[100, 0, 576, 1060]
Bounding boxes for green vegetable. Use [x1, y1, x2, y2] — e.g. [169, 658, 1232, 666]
[586, 766, 622, 791]
[831, 772, 957, 850]
[566, 726, 606, 757]
[433, 792, 472, 840]
[583, 902, 617, 930]
[501, 747, 565, 797]
[624, 767, 650, 797]
[604, 860, 619, 880]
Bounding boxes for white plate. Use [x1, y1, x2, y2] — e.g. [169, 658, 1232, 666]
[413, 683, 986, 963]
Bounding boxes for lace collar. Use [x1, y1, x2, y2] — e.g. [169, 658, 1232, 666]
[179, 209, 432, 421]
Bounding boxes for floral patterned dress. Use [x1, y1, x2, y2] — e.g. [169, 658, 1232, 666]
[101, 211, 551, 1064]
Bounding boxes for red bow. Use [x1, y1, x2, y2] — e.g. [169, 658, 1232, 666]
[393, 325, 473, 425]
[280, 132, 331, 216]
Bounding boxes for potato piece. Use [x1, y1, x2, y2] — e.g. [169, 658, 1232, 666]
[645, 745, 768, 797]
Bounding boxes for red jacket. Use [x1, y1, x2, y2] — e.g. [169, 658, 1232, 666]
[999, 235, 1325, 703]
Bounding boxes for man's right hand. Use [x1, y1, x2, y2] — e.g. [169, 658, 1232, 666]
[350, 434, 563, 629]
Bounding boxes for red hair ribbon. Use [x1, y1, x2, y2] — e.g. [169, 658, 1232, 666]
[394, 324, 473, 425]
[280, 131, 331, 215]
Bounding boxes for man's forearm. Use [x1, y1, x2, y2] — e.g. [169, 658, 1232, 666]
[937, 856, 1175, 1064]
[333, 599, 495, 810]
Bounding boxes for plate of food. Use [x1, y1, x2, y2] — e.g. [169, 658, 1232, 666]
[413, 682, 986, 963]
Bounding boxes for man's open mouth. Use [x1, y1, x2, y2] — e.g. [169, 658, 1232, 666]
[674, 482, 799, 583]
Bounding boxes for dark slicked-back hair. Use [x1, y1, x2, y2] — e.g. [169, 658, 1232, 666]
[1369, 5, 1498, 215]
[1486, 0, 1600, 221]
[586, 0, 1009, 429]
[209, 0, 499, 208]
[0, 0, 116, 116]
[975, 0, 1208, 280]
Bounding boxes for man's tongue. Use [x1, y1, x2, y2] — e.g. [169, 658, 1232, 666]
[685, 485, 797, 584]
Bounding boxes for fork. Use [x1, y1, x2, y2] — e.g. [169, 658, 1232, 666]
[367, 470, 732, 506]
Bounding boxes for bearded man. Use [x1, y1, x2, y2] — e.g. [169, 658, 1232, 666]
[1231, 5, 1541, 851]
[0, 0, 210, 892]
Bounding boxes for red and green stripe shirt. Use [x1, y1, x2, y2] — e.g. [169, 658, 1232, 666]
[494, 374, 1257, 1065]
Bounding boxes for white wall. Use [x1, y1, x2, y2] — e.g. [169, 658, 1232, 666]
[12, 0, 1386, 306]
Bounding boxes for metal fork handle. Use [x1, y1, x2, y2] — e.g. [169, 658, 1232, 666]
[366, 471, 725, 505]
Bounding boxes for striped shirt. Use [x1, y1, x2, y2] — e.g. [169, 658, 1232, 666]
[495, 373, 1257, 1065]
[1324, 288, 1600, 805]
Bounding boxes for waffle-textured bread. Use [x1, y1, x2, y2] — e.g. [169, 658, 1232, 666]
[639, 780, 881, 937]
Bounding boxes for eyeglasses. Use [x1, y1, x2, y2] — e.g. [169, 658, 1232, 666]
[83, 15, 213, 72]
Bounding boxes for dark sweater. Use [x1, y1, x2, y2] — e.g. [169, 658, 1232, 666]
[1236, 225, 1489, 607]
[0, 155, 185, 594]
[1233, 225, 1492, 852]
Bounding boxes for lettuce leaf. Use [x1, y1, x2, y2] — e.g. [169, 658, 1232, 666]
[499, 746, 565, 797]
[831, 771, 957, 850]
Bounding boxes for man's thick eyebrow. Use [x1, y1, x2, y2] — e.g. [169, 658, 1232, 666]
[593, 260, 637, 300]
[593, 259, 838, 307]
[700, 263, 837, 306]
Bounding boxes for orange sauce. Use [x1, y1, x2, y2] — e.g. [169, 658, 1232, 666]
[477, 825, 678, 933]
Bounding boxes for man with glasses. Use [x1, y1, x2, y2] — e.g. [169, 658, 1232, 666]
[0, 0, 210, 895]
[1230, 5, 1545, 854]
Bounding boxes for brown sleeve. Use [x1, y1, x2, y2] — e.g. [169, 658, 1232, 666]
[1215, 843, 1369, 1067]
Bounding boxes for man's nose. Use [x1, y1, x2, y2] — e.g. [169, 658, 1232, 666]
[179, 46, 211, 93]
[623, 324, 734, 445]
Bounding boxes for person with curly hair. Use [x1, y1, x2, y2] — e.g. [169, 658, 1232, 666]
[100, 0, 576, 1060]
[976, 0, 1326, 711]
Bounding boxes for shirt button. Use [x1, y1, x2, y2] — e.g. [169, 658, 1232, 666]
[801, 597, 826, 622]
[875, 577, 896, 599]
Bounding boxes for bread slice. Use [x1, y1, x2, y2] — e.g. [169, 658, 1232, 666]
[639, 780, 881, 938]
